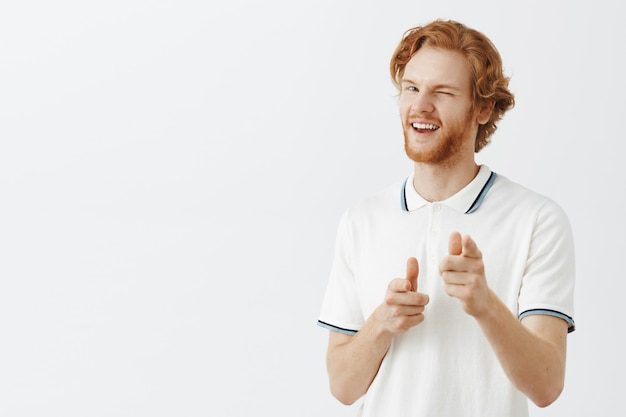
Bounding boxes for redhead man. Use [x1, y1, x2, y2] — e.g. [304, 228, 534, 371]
[317, 20, 575, 417]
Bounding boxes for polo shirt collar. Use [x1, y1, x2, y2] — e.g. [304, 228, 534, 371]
[401, 165, 497, 214]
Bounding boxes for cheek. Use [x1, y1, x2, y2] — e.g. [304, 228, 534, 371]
[398, 97, 412, 119]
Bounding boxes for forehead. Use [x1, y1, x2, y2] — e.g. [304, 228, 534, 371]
[403, 46, 472, 89]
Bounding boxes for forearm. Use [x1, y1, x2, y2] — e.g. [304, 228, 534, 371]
[476, 290, 567, 407]
[326, 314, 394, 405]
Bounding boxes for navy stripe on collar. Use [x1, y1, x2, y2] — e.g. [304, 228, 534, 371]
[400, 177, 410, 211]
[465, 171, 497, 214]
[400, 171, 497, 214]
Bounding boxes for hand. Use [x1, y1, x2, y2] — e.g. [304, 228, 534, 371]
[439, 232, 492, 317]
[375, 257, 430, 334]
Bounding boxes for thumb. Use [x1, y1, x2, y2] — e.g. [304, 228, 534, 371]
[406, 257, 419, 292]
[448, 232, 462, 256]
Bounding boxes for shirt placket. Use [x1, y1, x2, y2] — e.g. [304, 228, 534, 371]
[427, 203, 443, 276]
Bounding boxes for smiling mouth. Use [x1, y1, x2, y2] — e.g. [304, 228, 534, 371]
[412, 122, 439, 132]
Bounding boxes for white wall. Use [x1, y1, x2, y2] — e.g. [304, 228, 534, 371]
[1, 1, 623, 416]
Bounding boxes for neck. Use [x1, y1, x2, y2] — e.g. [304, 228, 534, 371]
[412, 159, 480, 202]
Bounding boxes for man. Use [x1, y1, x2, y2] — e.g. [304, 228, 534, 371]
[317, 20, 575, 417]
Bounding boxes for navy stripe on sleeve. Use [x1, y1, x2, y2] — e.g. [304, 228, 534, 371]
[317, 320, 358, 336]
[519, 309, 576, 333]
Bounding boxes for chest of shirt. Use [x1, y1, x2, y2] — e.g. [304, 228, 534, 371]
[348, 203, 533, 319]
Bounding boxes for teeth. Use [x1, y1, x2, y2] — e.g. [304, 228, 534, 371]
[412, 123, 438, 130]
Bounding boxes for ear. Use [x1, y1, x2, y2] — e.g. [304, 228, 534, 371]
[476, 101, 495, 125]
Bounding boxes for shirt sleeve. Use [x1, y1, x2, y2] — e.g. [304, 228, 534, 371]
[317, 209, 364, 335]
[518, 198, 576, 332]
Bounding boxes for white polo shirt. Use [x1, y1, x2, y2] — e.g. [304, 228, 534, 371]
[318, 165, 575, 417]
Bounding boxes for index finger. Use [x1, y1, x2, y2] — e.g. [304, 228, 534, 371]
[448, 232, 462, 256]
[461, 235, 482, 259]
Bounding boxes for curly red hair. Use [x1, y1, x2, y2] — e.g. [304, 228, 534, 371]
[390, 20, 515, 152]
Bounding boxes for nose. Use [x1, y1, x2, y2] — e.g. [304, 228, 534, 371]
[410, 92, 434, 114]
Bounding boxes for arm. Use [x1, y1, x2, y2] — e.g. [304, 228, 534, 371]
[440, 232, 568, 407]
[326, 319, 393, 405]
[478, 298, 567, 407]
[326, 258, 429, 405]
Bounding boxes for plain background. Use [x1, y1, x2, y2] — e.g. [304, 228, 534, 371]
[1, 1, 624, 416]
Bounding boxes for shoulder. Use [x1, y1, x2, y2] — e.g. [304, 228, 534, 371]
[489, 173, 573, 234]
[342, 179, 406, 222]
[334, 179, 407, 243]
[492, 174, 568, 214]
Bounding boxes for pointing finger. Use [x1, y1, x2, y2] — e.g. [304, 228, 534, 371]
[406, 257, 419, 292]
[461, 235, 482, 259]
[448, 232, 462, 256]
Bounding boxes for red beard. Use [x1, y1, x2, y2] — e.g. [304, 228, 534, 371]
[403, 110, 474, 165]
